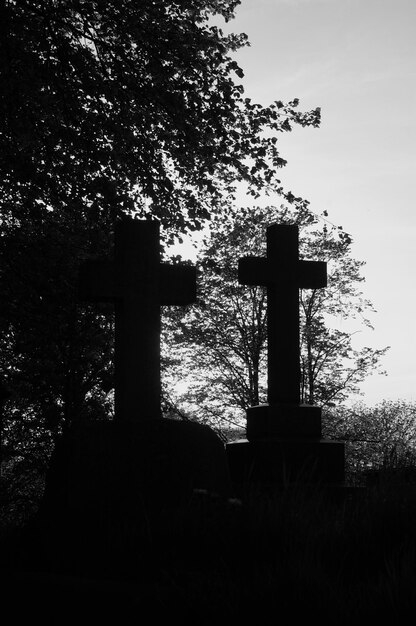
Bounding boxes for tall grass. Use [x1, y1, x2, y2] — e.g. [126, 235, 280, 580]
[3, 480, 416, 622]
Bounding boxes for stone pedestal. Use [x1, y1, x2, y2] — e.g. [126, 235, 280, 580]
[226, 404, 345, 488]
[231, 226, 344, 490]
[34, 418, 233, 573]
[40, 418, 232, 517]
[246, 403, 323, 439]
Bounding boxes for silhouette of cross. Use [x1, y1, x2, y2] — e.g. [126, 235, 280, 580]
[238, 224, 326, 406]
[79, 219, 196, 420]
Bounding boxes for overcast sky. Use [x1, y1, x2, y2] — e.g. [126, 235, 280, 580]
[219, 0, 416, 405]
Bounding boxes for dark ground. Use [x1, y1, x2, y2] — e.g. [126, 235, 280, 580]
[3, 482, 416, 624]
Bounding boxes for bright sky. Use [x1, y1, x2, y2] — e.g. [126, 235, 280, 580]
[175, 0, 416, 406]
[221, 0, 416, 406]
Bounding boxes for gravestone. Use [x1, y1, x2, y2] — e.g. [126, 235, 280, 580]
[37, 219, 232, 572]
[78, 218, 196, 420]
[226, 224, 345, 488]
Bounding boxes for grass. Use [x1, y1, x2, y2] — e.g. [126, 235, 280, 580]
[3, 479, 416, 622]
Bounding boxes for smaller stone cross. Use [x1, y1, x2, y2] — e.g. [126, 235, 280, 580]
[79, 219, 196, 421]
[238, 224, 327, 438]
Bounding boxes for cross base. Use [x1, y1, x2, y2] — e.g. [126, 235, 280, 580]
[35, 419, 234, 573]
[246, 403, 322, 440]
[226, 438, 345, 489]
[226, 402, 345, 489]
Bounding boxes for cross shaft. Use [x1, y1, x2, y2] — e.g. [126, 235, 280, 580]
[239, 224, 326, 406]
[79, 220, 196, 421]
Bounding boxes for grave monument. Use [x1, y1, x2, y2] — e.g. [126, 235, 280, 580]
[37, 219, 232, 570]
[226, 224, 345, 487]
[78, 218, 197, 421]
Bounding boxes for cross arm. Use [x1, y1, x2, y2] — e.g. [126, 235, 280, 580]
[238, 257, 268, 286]
[298, 260, 327, 289]
[79, 259, 196, 305]
[160, 264, 197, 305]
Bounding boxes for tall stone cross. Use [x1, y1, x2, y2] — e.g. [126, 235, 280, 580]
[79, 219, 196, 421]
[238, 224, 326, 437]
[227, 224, 345, 483]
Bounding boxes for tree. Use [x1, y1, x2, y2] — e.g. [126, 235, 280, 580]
[1, 0, 321, 510]
[162, 204, 388, 435]
[323, 400, 416, 484]
[299, 218, 389, 407]
[1, 0, 320, 236]
[0, 212, 116, 522]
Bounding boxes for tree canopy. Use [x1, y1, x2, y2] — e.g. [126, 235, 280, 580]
[1, 0, 320, 237]
[0, 0, 323, 513]
[1, 0, 321, 441]
[324, 400, 416, 483]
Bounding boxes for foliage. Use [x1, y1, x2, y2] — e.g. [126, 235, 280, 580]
[162, 204, 388, 433]
[1, 0, 320, 426]
[298, 217, 389, 406]
[324, 400, 416, 483]
[0, 212, 116, 521]
[1, 0, 320, 236]
[0, 0, 320, 510]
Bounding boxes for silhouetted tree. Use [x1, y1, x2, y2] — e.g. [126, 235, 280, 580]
[0, 1, 320, 510]
[1, 0, 319, 235]
[162, 204, 388, 433]
[324, 400, 416, 483]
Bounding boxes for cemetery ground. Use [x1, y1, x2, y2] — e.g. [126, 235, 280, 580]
[3, 472, 416, 623]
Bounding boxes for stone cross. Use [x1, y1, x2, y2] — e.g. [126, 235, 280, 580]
[79, 219, 196, 421]
[227, 227, 344, 480]
[238, 224, 326, 407]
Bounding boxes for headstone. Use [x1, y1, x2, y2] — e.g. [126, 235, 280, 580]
[226, 224, 345, 488]
[78, 219, 196, 420]
[36, 219, 233, 572]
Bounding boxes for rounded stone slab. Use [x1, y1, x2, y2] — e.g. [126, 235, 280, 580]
[246, 403, 322, 440]
[40, 418, 232, 516]
[32, 418, 233, 575]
